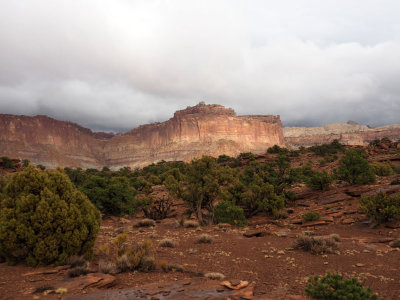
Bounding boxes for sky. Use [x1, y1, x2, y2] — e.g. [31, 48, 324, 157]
[0, 0, 400, 132]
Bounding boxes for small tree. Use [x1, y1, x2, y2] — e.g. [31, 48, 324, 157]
[0, 167, 101, 266]
[214, 200, 247, 226]
[337, 150, 375, 185]
[180, 156, 221, 225]
[80, 176, 138, 216]
[359, 192, 400, 223]
[1, 157, 14, 169]
[307, 171, 332, 190]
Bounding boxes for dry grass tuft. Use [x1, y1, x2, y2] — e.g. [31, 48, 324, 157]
[329, 233, 341, 242]
[140, 256, 156, 272]
[295, 235, 338, 254]
[116, 254, 131, 272]
[98, 260, 117, 274]
[136, 218, 156, 227]
[66, 255, 87, 268]
[67, 266, 90, 278]
[183, 220, 199, 228]
[204, 272, 225, 280]
[159, 238, 177, 248]
[196, 234, 213, 244]
[159, 259, 169, 272]
[168, 264, 184, 272]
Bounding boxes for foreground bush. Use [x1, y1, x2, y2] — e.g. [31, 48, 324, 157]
[306, 272, 384, 299]
[214, 200, 247, 227]
[359, 192, 400, 223]
[0, 167, 101, 266]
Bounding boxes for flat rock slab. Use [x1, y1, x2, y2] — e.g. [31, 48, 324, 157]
[23, 265, 70, 277]
[318, 193, 351, 205]
[385, 221, 400, 229]
[65, 279, 254, 300]
[63, 273, 116, 290]
[243, 230, 268, 238]
[300, 221, 328, 227]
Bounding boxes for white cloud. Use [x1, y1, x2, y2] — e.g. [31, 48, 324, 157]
[0, 0, 399, 131]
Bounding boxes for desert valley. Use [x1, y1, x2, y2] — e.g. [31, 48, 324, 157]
[0, 103, 400, 299]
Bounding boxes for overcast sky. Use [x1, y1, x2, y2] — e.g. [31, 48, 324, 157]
[1, 0, 400, 132]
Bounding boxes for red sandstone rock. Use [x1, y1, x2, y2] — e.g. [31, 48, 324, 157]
[0, 104, 284, 169]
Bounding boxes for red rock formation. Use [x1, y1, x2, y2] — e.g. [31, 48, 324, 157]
[104, 104, 285, 168]
[284, 122, 400, 149]
[0, 104, 285, 168]
[0, 114, 111, 168]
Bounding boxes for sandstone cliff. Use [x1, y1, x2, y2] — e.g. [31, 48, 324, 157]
[284, 121, 400, 148]
[0, 104, 284, 169]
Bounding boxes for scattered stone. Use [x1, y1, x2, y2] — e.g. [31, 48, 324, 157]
[385, 221, 400, 229]
[221, 280, 249, 290]
[182, 279, 191, 286]
[343, 210, 357, 215]
[243, 230, 268, 238]
[319, 193, 351, 205]
[119, 218, 131, 224]
[389, 239, 400, 248]
[320, 216, 334, 222]
[231, 283, 254, 299]
[297, 201, 311, 207]
[23, 265, 70, 277]
[341, 218, 355, 225]
[230, 279, 241, 286]
[300, 221, 328, 227]
[378, 237, 395, 243]
[63, 273, 116, 290]
[328, 212, 343, 218]
[356, 263, 365, 267]
[291, 219, 303, 225]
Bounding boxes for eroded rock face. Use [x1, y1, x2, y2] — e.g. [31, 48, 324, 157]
[0, 104, 285, 169]
[284, 121, 400, 148]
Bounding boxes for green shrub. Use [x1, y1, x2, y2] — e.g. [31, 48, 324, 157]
[308, 140, 345, 156]
[306, 272, 384, 300]
[337, 150, 375, 185]
[80, 175, 138, 216]
[0, 167, 101, 266]
[214, 200, 247, 227]
[302, 211, 320, 222]
[359, 192, 400, 223]
[22, 159, 30, 167]
[238, 152, 256, 161]
[371, 162, 394, 177]
[284, 190, 297, 202]
[307, 171, 332, 191]
[267, 145, 289, 154]
[1, 156, 14, 169]
[217, 154, 234, 164]
[180, 156, 221, 225]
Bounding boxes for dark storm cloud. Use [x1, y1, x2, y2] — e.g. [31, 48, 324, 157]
[0, 0, 399, 132]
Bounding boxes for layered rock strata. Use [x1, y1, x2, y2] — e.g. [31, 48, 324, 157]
[284, 121, 400, 149]
[0, 104, 285, 169]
